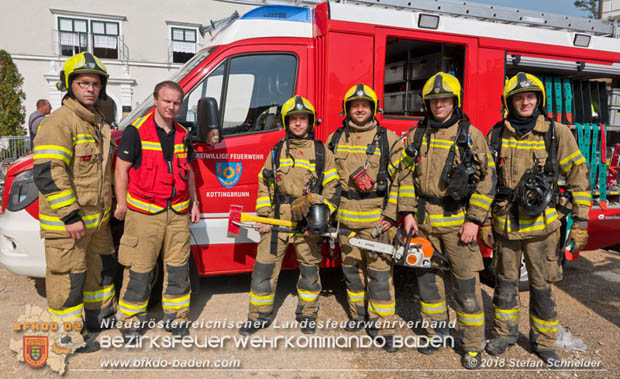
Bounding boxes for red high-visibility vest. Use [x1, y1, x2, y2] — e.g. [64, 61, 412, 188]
[127, 112, 190, 214]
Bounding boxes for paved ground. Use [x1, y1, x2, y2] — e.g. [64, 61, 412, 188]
[0, 248, 618, 378]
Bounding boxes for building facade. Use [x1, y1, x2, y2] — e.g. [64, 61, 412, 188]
[1, 0, 252, 131]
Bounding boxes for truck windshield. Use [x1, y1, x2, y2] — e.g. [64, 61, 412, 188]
[117, 47, 218, 130]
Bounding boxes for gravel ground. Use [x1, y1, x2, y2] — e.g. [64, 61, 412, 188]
[0, 248, 618, 378]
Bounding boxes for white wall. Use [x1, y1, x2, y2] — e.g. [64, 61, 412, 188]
[1, 0, 253, 131]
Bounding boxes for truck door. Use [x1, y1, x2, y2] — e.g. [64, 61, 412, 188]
[174, 44, 308, 274]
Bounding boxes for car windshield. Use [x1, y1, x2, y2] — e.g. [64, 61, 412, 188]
[117, 47, 217, 130]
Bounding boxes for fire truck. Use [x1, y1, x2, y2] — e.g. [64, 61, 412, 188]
[1, 0, 620, 289]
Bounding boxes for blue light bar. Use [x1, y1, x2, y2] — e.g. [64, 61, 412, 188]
[241, 5, 311, 23]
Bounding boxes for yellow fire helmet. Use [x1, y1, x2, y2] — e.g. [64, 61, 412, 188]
[422, 72, 462, 109]
[503, 72, 546, 113]
[281, 95, 316, 128]
[343, 84, 378, 117]
[58, 52, 108, 98]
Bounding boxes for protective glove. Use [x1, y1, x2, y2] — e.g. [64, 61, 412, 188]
[566, 222, 588, 253]
[479, 223, 494, 249]
[290, 193, 323, 221]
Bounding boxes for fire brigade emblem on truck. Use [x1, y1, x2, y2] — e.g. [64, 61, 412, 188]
[23, 336, 48, 367]
[216, 162, 242, 188]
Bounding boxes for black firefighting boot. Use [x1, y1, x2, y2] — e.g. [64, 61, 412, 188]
[485, 337, 515, 355]
[535, 349, 561, 369]
[239, 319, 271, 336]
[461, 351, 483, 370]
[298, 317, 316, 335]
[382, 335, 399, 353]
[344, 318, 364, 332]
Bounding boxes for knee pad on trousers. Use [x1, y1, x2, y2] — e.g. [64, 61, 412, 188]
[367, 269, 391, 301]
[165, 263, 190, 296]
[493, 278, 518, 309]
[342, 265, 365, 292]
[416, 269, 441, 302]
[530, 286, 556, 320]
[453, 276, 480, 314]
[251, 262, 275, 293]
[298, 264, 320, 292]
[123, 270, 152, 302]
[100, 254, 117, 287]
[63, 271, 86, 308]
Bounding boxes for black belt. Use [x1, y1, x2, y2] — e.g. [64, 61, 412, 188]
[341, 190, 382, 200]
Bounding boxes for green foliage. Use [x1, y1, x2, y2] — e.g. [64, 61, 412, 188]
[574, 0, 600, 19]
[0, 50, 26, 136]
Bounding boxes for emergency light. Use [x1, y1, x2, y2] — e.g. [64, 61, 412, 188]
[241, 5, 311, 23]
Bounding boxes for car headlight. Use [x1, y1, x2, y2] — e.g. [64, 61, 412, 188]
[6, 170, 38, 211]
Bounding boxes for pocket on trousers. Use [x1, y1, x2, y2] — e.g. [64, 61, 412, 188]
[45, 238, 76, 274]
[118, 234, 139, 267]
[545, 230, 563, 282]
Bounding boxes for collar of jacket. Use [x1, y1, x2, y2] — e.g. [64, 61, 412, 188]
[62, 97, 104, 125]
[504, 114, 549, 136]
[288, 138, 314, 147]
[427, 108, 462, 129]
[347, 119, 377, 132]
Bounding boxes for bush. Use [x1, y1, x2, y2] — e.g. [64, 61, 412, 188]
[0, 50, 26, 136]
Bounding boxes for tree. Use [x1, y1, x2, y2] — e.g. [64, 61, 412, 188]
[0, 50, 26, 136]
[574, 0, 601, 19]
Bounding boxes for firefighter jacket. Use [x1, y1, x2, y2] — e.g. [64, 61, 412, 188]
[398, 119, 495, 233]
[33, 97, 114, 238]
[126, 112, 191, 214]
[487, 115, 591, 239]
[328, 120, 403, 230]
[255, 138, 341, 221]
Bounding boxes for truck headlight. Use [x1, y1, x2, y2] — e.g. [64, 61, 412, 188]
[6, 170, 38, 211]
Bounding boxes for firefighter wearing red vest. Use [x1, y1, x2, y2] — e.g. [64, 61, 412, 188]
[33, 52, 115, 353]
[239, 95, 341, 336]
[399, 73, 495, 369]
[327, 84, 403, 352]
[114, 81, 200, 341]
[483, 73, 590, 367]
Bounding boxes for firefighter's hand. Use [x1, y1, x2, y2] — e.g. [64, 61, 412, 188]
[459, 221, 479, 244]
[479, 223, 494, 248]
[291, 194, 312, 221]
[114, 203, 127, 221]
[566, 223, 588, 253]
[403, 214, 418, 235]
[66, 221, 86, 240]
[377, 216, 393, 232]
[255, 223, 271, 234]
[190, 203, 200, 224]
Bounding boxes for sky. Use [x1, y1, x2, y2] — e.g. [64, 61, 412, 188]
[470, 0, 592, 18]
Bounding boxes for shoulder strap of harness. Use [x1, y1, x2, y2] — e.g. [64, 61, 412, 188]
[313, 139, 326, 193]
[328, 125, 346, 153]
[439, 118, 471, 186]
[269, 138, 286, 254]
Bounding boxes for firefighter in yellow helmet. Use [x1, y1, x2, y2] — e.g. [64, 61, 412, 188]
[484, 72, 590, 367]
[398, 72, 496, 369]
[327, 84, 403, 352]
[239, 95, 341, 335]
[32, 52, 116, 352]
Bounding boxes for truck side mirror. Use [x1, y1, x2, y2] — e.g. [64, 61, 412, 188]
[197, 97, 222, 145]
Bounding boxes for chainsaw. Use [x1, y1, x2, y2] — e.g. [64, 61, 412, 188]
[349, 227, 448, 270]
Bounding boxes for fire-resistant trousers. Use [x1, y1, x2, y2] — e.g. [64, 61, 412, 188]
[492, 228, 562, 351]
[116, 208, 191, 326]
[45, 223, 116, 330]
[338, 227, 396, 336]
[248, 230, 322, 322]
[415, 228, 485, 352]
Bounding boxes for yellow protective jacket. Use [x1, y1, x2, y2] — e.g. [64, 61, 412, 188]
[255, 138, 341, 221]
[328, 120, 403, 229]
[487, 115, 591, 239]
[33, 98, 114, 238]
[398, 119, 495, 232]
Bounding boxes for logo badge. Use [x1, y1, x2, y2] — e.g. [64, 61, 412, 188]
[215, 162, 242, 188]
[23, 336, 48, 368]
